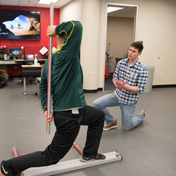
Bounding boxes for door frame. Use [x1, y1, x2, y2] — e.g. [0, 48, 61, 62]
[103, 3, 138, 91]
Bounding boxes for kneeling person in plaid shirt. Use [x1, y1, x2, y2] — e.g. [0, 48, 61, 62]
[93, 41, 148, 131]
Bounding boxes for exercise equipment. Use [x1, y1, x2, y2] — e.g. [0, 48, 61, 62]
[13, 143, 122, 176]
[105, 64, 109, 78]
[46, 2, 54, 134]
[72, 142, 83, 155]
[106, 43, 113, 75]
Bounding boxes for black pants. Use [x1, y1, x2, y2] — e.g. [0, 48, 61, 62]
[5, 105, 104, 174]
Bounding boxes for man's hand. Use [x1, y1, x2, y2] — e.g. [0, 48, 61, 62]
[45, 111, 53, 125]
[47, 25, 57, 37]
[114, 79, 125, 90]
[114, 79, 139, 93]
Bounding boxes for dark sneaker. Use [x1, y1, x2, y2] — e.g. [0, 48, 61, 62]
[0, 161, 7, 176]
[0, 161, 22, 176]
[80, 153, 106, 162]
[103, 119, 117, 131]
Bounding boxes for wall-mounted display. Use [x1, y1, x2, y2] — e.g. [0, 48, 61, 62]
[0, 9, 41, 40]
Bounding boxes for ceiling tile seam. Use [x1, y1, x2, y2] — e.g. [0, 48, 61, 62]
[35, 0, 41, 7]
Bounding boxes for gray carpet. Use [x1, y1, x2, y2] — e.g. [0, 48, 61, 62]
[0, 79, 176, 176]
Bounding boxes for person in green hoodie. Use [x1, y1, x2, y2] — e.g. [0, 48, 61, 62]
[0, 21, 105, 176]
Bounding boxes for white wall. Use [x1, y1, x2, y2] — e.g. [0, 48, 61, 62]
[60, 0, 82, 23]
[137, 0, 176, 85]
[81, 0, 101, 90]
[106, 17, 134, 73]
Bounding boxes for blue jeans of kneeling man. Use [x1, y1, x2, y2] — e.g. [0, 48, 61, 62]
[93, 92, 144, 131]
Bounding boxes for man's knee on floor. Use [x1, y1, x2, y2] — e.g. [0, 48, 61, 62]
[122, 124, 131, 131]
[123, 128, 131, 131]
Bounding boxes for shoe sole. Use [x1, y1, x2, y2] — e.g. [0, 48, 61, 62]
[80, 157, 95, 162]
[103, 125, 117, 131]
[79, 155, 105, 162]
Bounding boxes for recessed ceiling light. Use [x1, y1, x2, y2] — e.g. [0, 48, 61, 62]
[107, 7, 124, 13]
[38, 0, 58, 4]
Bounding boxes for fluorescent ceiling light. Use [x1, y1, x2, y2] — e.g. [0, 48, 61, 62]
[107, 7, 123, 13]
[38, 0, 58, 4]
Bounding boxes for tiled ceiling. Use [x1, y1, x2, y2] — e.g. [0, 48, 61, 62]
[0, 0, 72, 9]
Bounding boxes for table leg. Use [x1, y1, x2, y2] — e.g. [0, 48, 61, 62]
[23, 77, 27, 95]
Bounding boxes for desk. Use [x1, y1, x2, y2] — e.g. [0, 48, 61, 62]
[22, 65, 42, 95]
[0, 60, 20, 72]
[0, 59, 46, 64]
[14, 58, 47, 63]
[0, 59, 46, 76]
[0, 60, 17, 65]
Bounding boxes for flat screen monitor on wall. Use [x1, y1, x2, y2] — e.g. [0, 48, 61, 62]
[0, 9, 41, 40]
[8, 48, 22, 59]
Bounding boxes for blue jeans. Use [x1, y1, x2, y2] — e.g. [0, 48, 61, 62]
[93, 92, 144, 130]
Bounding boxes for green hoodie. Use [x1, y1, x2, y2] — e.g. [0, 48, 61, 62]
[39, 21, 86, 112]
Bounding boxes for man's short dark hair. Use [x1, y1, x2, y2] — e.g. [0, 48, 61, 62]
[130, 41, 144, 53]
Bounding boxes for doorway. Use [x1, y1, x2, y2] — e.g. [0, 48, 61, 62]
[104, 3, 138, 90]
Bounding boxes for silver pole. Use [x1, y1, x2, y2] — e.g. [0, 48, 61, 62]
[47, 2, 54, 134]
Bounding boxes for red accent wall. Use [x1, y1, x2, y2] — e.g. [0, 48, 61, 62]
[0, 5, 60, 58]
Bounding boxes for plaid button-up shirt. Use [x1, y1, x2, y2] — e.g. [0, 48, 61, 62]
[113, 58, 148, 105]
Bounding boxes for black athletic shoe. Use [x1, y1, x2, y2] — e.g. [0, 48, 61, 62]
[0, 161, 8, 176]
[80, 153, 106, 162]
[0, 161, 22, 176]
